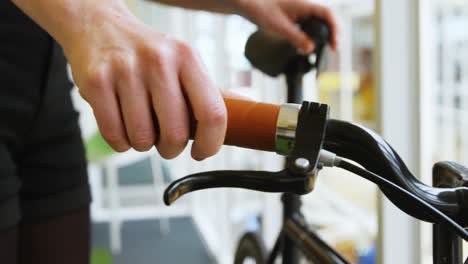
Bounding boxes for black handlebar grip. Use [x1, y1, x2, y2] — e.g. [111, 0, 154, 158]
[245, 17, 331, 77]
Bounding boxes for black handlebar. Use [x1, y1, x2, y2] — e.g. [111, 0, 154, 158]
[324, 120, 468, 226]
[165, 117, 468, 228]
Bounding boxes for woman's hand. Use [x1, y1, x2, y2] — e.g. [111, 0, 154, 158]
[62, 3, 227, 160]
[236, 0, 338, 53]
[12, 0, 337, 161]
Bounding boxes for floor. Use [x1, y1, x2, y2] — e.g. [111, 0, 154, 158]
[92, 217, 215, 264]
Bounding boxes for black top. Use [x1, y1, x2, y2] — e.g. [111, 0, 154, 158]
[0, 3, 90, 232]
[0, 1, 52, 77]
[0, 1, 73, 144]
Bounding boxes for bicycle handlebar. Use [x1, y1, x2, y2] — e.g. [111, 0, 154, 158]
[323, 120, 468, 226]
[219, 98, 279, 152]
[173, 97, 468, 233]
[168, 110, 468, 237]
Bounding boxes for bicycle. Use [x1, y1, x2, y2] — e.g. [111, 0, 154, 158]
[163, 18, 468, 264]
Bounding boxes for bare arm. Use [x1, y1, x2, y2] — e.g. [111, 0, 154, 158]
[11, 0, 337, 160]
[150, 0, 242, 14]
[151, 0, 338, 52]
[11, 0, 104, 47]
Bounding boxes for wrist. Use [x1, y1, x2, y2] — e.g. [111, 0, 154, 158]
[60, 1, 141, 61]
[57, 1, 133, 48]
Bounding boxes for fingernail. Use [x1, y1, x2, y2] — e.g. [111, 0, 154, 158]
[192, 150, 205, 161]
[193, 155, 205, 162]
[114, 143, 130, 152]
[306, 42, 314, 53]
[297, 48, 308, 55]
[298, 42, 314, 55]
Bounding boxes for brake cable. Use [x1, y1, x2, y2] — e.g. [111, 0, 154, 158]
[328, 157, 468, 241]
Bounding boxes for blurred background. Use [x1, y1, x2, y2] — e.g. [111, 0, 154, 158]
[68, 0, 468, 263]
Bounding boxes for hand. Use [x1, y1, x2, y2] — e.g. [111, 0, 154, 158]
[64, 3, 227, 160]
[236, 0, 338, 53]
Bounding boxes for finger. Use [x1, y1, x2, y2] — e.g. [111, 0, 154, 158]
[307, 4, 339, 50]
[116, 62, 155, 152]
[221, 89, 255, 101]
[271, 12, 314, 54]
[84, 65, 130, 152]
[178, 44, 227, 161]
[148, 57, 190, 159]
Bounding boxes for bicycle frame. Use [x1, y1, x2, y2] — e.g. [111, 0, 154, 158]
[270, 62, 349, 264]
[281, 60, 306, 264]
[433, 174, 464, 264]
[273, 64, 351, 264]
[265, 211, 349, 264]
[268, 172, 466, 264]
[270, 62, 467, 264]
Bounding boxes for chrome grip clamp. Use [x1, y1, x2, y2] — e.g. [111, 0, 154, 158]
[276, 104, 301, 156]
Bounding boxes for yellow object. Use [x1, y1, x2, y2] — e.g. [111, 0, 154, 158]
[317, 72, 360, 111]
[318, 72, 375, 122]
[354, 72, 375, 121]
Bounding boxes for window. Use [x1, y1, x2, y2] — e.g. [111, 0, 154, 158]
[421, 0, 468, 261]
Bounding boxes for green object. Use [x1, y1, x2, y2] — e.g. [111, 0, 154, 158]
[91, 248, 112, 264]
[85, 131, 115, 162]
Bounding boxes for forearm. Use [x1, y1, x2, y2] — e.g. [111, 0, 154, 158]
[12, 0, 133, 48]
[149, 0, 243, 15]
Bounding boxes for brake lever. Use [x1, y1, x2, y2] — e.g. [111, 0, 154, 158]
[164, 169, 313, 205]
[164, 101, 329, 206]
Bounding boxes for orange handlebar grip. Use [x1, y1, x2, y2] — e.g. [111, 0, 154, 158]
[223, 97, 280, 152]
[188, 97, 280, 152]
